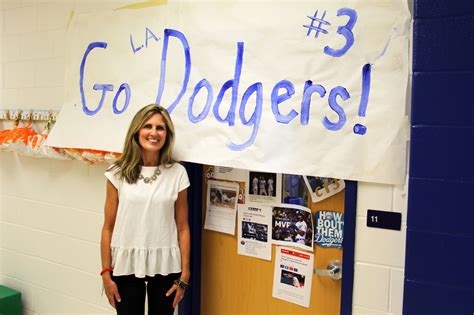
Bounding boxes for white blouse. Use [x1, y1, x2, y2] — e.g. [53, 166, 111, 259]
[105, 163, 190, 278]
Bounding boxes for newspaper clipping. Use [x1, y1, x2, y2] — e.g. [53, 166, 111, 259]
[204, 180, 239, 235]
[272, 247, 314, 307]
[238, 204, 272, 260]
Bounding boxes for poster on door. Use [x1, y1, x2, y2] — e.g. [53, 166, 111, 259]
[272, 204, 314, 251]
[314, 210, 344, 248]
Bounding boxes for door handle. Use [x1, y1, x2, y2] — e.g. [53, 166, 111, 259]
[313, 260, 342, 280]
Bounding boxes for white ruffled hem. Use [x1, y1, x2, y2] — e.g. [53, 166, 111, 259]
[111, 246, 182, 278]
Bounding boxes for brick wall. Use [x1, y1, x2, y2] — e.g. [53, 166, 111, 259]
[404, 0, 474, 313]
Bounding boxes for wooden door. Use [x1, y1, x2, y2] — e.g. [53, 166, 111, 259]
[201, 166, 345, 315]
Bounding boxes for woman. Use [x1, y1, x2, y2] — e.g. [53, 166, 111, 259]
[100, 104, 190, 314]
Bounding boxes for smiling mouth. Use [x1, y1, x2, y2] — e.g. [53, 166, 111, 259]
[146, 140, 161, 146]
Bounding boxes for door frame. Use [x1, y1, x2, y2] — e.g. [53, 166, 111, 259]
[341, 180, 357, 315]
[182, 164, 357, 315]
[180, 162, 203, 315]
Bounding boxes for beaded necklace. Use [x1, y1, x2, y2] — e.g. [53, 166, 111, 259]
[138, 167, 161, 184]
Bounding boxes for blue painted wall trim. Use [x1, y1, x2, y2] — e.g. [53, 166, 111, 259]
[411, 72, 474, 126]
[405, 1, 474, 313]
[413, 16, 474, 72]
[414, 0, 474, 19]
[404, 280, 474, 314]
[409, 126, 474, 181]
[405, 230, 474, 288]
[408, 178, 474, 237]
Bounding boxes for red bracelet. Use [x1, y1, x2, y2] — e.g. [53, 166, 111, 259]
[100, 267, 113, 276]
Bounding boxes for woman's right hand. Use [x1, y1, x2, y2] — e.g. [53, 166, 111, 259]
[103, 277, 121, 309]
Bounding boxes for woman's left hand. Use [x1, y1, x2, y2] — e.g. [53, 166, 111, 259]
[166, 283, 185, 308]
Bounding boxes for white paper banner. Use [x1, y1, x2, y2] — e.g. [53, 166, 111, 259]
[46, 0, 410, 184]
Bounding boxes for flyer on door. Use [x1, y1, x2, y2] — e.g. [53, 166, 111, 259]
[204, 180, 239, 235]
[272, 246, 314, 308]
[209, 165, 248, 204]
[237, 204, 272, 261]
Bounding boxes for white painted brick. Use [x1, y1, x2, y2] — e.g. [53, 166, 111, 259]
[52, 30, 67, 57]
[0, 274, 36, 311]
[0, 89, 19, 105]
[1, 249, 110, 308]
[36, 0, 72, 4]
[0, 208, 3, 248]
[33, 281, 112, 314]
[4, 6, 36, 34]
[2, 153, 51, 199]
[21, 0, 36, 8]
[73, 1, 126, 14]
[389, 269, 404, 314]
[71, 1, 97, 14]
[2, 196, 102, 243]
[355, 217, 406, 267]
[23, 308, 38, 315]
[20, 31, 55, 60]
[1, 222, 100, 273]
[3, 154, 85, 206]
[3, 61, 36, 88]
[392, 179, 408, 221]
[0, 196, 19, 223]
[2, 34, 21, 61]
[88, 163, 110, 212]
[0, 154, 3, 197]
[357, 182, 393, 217]
[37, 1, 73, 31]
[1, 1, 23, 11]
[0, 273, 111, 314]
[21, 87, 64, 108]
[353, 263, 390, 311]
[45, 159, 106, 211]
[90, 162, 110, 175]
[353, 306, 389, 315]
[0, 11, 5, 34]
[35, 57, 65, 87]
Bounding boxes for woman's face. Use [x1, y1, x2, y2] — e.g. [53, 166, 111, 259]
[138, 113, 167, 154]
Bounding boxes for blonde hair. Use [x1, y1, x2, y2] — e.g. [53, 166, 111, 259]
[109, 104, 176, 184]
